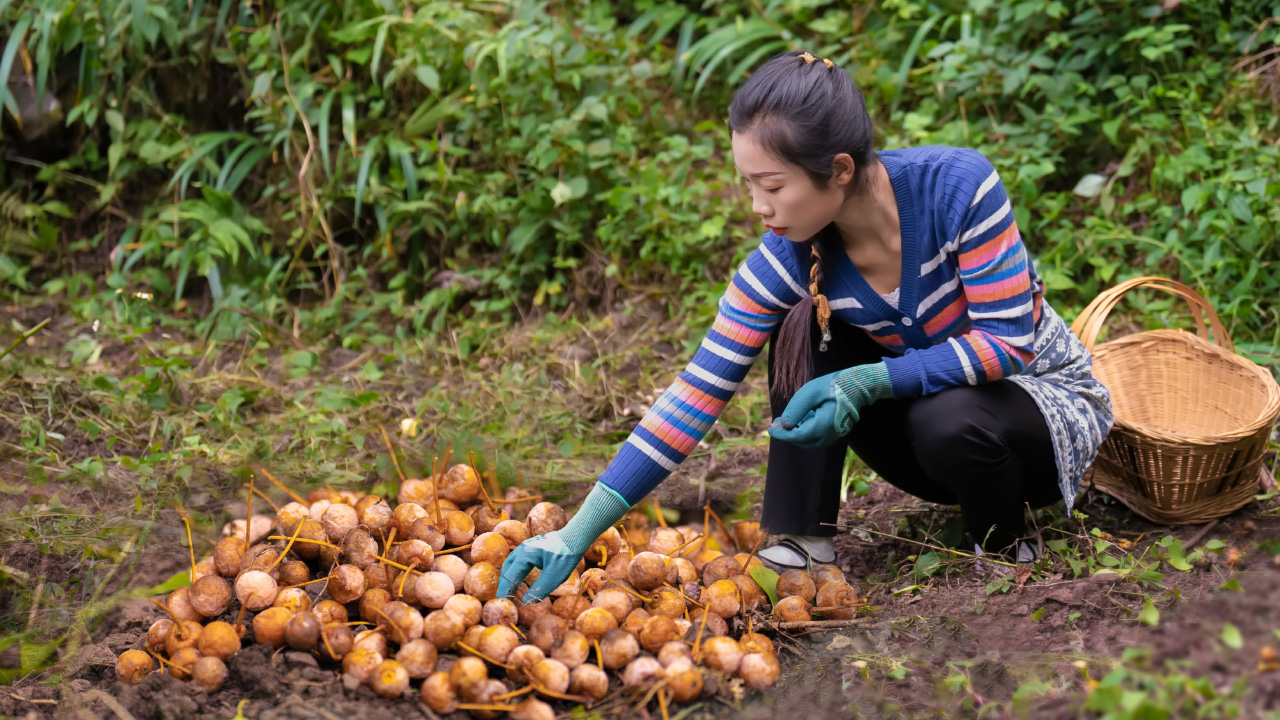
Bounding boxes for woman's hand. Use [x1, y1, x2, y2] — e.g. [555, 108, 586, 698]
[768, 362, 892, 448]
[496, 483, 631, 602]
[496, 531, 584, 602]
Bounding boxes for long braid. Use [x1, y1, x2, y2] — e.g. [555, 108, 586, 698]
[809, 241, 832, 352]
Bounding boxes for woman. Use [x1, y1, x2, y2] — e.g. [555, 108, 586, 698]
[497, 50, 1113, 601]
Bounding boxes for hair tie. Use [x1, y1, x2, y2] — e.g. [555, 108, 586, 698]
[808, 245, 832, 352]
[798, 52, 836, 69]
[813, 295, 832, 351]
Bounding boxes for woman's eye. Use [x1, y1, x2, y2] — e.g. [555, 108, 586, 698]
[765, 188, 780, 194]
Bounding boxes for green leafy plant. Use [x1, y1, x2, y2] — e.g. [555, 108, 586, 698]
[2, 0, 1278, 371]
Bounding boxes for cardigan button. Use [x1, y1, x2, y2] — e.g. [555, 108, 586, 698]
[902, 317, 914, 326]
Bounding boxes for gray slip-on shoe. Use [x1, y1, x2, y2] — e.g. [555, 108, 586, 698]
[758, 535, 836, 574]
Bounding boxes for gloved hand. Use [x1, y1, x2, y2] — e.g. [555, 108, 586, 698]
[497, 482, 631, 602]
[768, 362, 892, 448]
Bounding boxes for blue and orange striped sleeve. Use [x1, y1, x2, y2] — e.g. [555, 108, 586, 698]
[598, 234, 807, 504]
[884, 151, 1039, 397]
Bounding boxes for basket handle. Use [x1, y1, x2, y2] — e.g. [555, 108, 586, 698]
[1070, 276, 1234, 353]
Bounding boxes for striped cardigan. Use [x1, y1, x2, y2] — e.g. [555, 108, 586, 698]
[599, 146, 1047, 504]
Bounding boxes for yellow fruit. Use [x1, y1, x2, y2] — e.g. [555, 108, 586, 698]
[773, 595, 811, 622]
[115, 649, 153, 684]
[776, 569, 816, 603]
[192, 656, 228, 692]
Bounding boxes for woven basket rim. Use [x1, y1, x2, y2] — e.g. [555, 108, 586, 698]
[1092, 328, 1280, 443]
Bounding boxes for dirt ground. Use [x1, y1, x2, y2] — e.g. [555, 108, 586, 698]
[1, 469, 1277, 720]
[824, 480, 1280, 718]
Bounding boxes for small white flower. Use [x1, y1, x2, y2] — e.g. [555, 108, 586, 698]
[399, 418, 420, 438]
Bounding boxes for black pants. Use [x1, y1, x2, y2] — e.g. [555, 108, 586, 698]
[761, 317, 1062, 554]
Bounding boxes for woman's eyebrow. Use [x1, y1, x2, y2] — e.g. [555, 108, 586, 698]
[734, 166, 785, 179]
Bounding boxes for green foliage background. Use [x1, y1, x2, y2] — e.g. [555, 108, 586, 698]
[2, 0, 1279, 359]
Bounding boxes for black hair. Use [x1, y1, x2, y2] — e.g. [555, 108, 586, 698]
[728, 49, 880, 406]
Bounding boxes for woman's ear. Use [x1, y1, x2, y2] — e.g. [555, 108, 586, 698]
[830, 153, 856, 188]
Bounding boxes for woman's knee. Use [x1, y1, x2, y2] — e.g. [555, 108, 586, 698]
[906, 388, 1008, 473]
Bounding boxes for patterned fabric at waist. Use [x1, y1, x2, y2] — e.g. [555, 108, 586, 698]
[1006, 302, 1115, 513]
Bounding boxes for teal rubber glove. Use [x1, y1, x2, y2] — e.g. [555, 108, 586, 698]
[497, 483, 631, 602]
[768, 362, 892, 448]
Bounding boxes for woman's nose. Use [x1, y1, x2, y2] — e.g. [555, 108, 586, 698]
[752, 196, 772, 218]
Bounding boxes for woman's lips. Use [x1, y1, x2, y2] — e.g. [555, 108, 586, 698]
[767, 225, 789, 235]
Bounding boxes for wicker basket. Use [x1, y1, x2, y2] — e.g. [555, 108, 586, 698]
[1070, 277, 1280, 525]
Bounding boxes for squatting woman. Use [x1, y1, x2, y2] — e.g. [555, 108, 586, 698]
[498, 50, 1114, 600]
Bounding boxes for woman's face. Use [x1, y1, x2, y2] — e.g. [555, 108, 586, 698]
[731, 130, 851, 243]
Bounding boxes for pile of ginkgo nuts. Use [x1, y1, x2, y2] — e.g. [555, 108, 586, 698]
[114, 445, 868, 719]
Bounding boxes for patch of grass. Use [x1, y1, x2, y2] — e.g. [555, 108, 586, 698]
[841, 644, 1259, 719]
[0, 495, 170, 683]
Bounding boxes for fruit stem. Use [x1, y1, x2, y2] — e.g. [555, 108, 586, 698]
[470, 450, 498, 513]
[281, 576, 331, 589]
[692, 607, 712, 659]
[746, 525, 768, 569]
[431, 456, 443, 527]
[487, 468, 503, 509]
[605, 579, 649, 604]
[242, 483, 282, 514]
[701, 504, 710, 554]
[456, 642, 513, 669]
[147, 649, 187, 677]
[367, 553, 423, 575]
[267, 536, 341, 551]
[319, 628, 337, 660]
[268, 519, 306, 572]
[492, 685, 534, 701]
[652, 497, 667, 528]
[529, 683, 589, 703]
[180, 514, 197, 584]
[372, 605, 407, 644]
[499, 494, 542, 504]
[148, 597, 178, 622]
[382, 527, 396, 564]
[507, 623, 527, 641]
[618, 524, 635, 559]
[434, 444, 454, 528]
[658, 687, 670, 720]
[593, 638, 603, 671]
[379, 425, 407, 482]
[705, 503, 735, 552]
[397, 559, 420, 597]
[258, 467, 308, 506]
[245, 475, 254, 545]
[664, 533, 705, 558]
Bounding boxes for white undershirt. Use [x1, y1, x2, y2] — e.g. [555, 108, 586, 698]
[880, 287, 901, 309]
